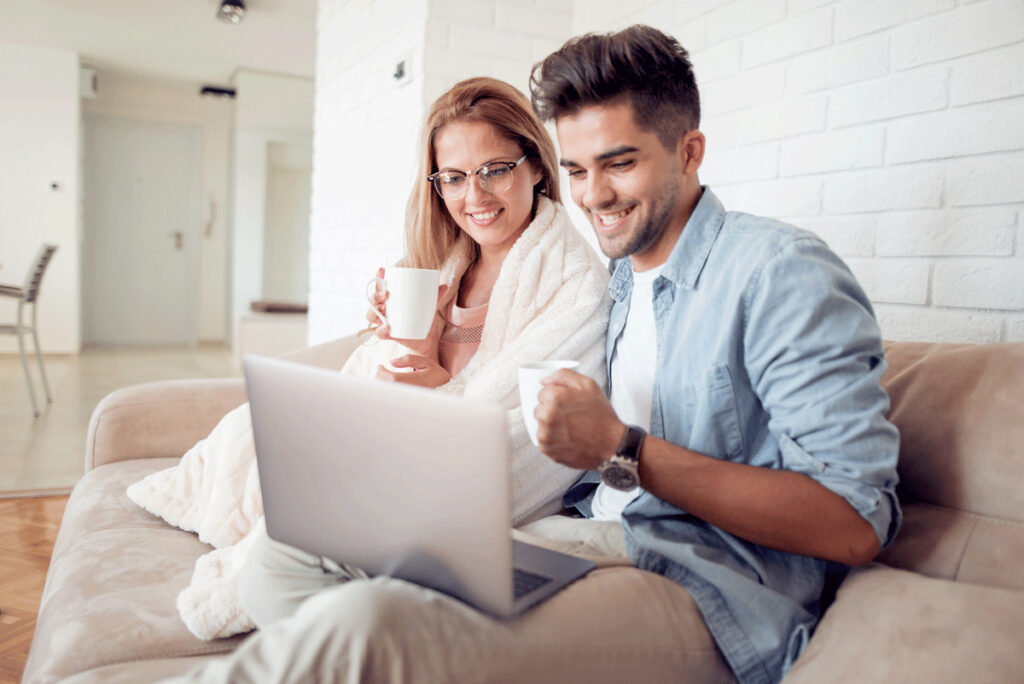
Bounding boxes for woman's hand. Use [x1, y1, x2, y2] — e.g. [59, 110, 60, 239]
[366, 266, 389, 327]
[365, 267, 449, 360]
[376, 354, 452, 389]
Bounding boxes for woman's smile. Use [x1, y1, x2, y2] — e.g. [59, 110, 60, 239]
[467, 208, 504, 225]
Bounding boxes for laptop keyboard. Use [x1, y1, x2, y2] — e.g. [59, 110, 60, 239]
[513, 567, 553, 600]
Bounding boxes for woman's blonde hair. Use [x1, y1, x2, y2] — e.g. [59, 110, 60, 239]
[401, 77, 561, 270]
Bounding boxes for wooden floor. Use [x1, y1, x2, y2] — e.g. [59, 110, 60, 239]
[0, 495, 68, 683]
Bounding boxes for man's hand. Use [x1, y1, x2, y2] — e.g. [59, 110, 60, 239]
[534, 369, 625, 470]
[376, 354, 452, 389]
[534, 374, 881, 566]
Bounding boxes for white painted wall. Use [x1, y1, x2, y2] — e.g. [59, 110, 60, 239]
[571, 0, 1024, 344]
[230, 70, 314, 333]
[309, 0, 573, 344]
[81, 70, 233, 342]
[0, 42, 81, 354]
[263, 142, 312, 303]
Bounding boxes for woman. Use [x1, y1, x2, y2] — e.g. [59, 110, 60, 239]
[129, 77, 610, 640]
[240, 77, 611, 629]
[337, 76, 610, 529]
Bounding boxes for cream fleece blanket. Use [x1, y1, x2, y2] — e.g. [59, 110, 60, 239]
[127, 197, 611, 640]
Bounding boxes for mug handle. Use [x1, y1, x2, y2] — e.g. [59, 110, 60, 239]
[366, 276, 389, 327]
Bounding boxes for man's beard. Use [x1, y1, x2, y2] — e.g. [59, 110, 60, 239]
[599, 170, 680, 261]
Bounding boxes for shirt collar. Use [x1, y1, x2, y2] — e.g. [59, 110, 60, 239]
[608, 186, 725, 301]
[661, 186, 724, 290]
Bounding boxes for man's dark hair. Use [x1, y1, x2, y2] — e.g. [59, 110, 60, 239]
[530, 25, 700, 150]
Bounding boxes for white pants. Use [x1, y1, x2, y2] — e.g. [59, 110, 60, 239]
[167, 516, 733, 683]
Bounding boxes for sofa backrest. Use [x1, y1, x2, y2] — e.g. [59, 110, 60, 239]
[881, 341, 1024, 523]
[281, 333, 363, 370]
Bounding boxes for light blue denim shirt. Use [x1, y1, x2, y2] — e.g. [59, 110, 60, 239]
[564, 188, 901, 684]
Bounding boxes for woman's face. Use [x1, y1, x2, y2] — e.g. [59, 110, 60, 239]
[433, 120, 541, 256]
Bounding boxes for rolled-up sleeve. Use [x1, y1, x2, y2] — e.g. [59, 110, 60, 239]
[743, 237, 901, 547]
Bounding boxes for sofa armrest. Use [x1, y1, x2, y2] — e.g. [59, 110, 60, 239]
[84, 335, 364, 472]
[85, 378, 247, 471]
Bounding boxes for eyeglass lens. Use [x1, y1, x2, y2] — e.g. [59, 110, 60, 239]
[433, 162, 515, 199]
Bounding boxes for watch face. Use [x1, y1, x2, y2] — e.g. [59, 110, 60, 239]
[602, 465, 638, 491]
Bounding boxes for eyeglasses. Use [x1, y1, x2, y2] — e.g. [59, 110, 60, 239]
[427, 155, 528, 200]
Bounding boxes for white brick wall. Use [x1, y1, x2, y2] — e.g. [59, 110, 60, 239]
[798, 215, 877, 257]
[310, 0, 1024, 345]
[570, 0, 1024, 343]
[780, 127, 885, 176]
[833, 0, 955, 42]
[951, 43, 1024, 105]
[876, 209, 1016, 257]
[875, 304, 1005, 344]
[309, 0, 573, 344]
[933, 261, 1024, 310]
[785, 34, 888, 95]
[827, 66, 948, 128]
[846, 258, 931, 306]
[309, 0, 428, 344]
[889, 0, 1024, 69]
[823, 166, 945, 214]
[706, 0, 785, 44]
[947, 153, 1024, 206]
[740, 8, 832, 67]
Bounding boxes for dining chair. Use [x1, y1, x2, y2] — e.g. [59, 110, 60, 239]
[0, 244, 58, 417]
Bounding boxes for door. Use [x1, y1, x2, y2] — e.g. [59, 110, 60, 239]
[82, 114, 201, 345]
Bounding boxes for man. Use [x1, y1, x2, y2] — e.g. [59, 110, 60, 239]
[529, 24, 900, 684]
[175, 26, 898, 684]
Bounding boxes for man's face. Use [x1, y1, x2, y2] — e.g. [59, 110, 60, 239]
[556, 100, 693, 271]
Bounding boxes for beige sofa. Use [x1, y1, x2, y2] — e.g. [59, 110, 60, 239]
[23, 338, 1024, 683]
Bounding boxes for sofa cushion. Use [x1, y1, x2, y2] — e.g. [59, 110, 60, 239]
[881, 341, 1024, 522]
[23, 460, 243, 684]
[60, 654, 223, 684]
[877, 502, 1024, 592]
[782, 565, 1024, 683]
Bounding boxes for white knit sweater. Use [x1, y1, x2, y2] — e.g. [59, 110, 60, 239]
[343, 197, 611, 524]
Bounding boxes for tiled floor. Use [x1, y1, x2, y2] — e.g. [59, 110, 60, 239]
[0, 346, 238, 496]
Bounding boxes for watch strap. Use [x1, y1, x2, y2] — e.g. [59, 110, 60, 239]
[615, 424, 646, 465]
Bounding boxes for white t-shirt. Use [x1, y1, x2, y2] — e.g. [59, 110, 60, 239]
[590, 264, 663, 522]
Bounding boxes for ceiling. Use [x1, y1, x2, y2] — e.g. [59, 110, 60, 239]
[0, 0, 318, 86]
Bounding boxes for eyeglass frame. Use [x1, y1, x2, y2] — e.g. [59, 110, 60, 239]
[427, 154, 529, 200]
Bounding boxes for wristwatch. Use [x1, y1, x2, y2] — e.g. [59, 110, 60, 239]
[600, 425, 646, 491]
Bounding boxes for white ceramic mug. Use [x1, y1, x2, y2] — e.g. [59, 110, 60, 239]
[367, 267, 441, 340]
[518, 360, 580, 446]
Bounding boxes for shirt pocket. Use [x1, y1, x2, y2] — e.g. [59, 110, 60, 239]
[676, 365, 745, 461]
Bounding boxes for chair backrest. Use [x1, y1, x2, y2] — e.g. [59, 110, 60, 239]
[22, 244, 58, 303]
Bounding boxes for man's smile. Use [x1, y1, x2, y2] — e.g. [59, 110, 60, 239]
[591, 205, 635, 232]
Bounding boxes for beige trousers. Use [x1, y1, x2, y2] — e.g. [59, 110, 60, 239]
[168, 516, 734, 683]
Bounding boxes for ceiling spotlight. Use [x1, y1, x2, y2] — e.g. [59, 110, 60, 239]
[217, 0, 247, 24]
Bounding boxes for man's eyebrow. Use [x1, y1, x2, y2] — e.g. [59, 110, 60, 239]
[597, 145, 639, 161]
[559, 145, 640, 168]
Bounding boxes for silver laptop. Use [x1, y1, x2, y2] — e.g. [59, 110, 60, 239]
[244, 355, 595, 618]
